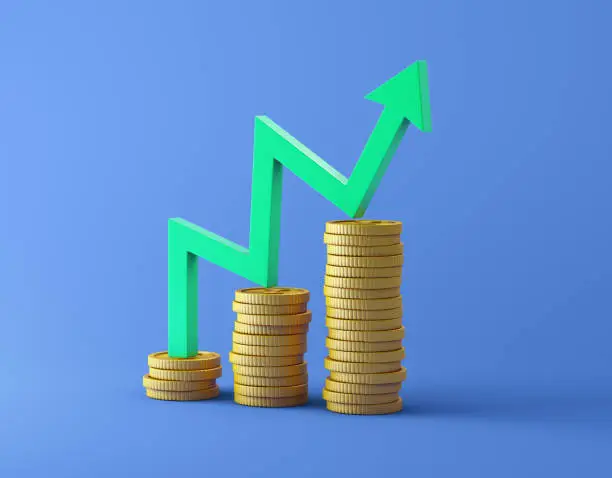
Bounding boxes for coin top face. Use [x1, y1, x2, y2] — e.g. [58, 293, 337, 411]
[328, 220, 401, 226]
[325, 220, 403, 236]
[234, 288, 310, 305]
[240, 287, 308, 296]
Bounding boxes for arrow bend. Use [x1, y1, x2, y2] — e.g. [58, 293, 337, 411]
[168, 60, 432, 357]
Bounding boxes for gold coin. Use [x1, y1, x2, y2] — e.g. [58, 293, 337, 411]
[326, 317, 403, 331]
[232, 301, 307, 315]
[329, 367, 407, 384]
[234, 383, 307, 398]
[324, 275, 402, 289]
[147, 351, 221, 371]
[323, 388, 399, 405]
[232, 331, 306, 347]
[142, 374, 216, 392]
[234, 287, 310, 305]
[234, 322, 309, 335]
[326, 306, 402, 320]
[324, 357, 402, 374]
[146, 385, 220, 401]
[324, 286, 400, 299]
[327, 254, 404, 268]
[327, 327, 405, 342]
[326, 398, 403, 415]
[325, 265, 402, 278]
[326, 337, 403, 352]
[235, 311, 312, 327]
[325, 220, 403, 236]
[323, 233, 401, 247]
[234, 373, 308, 387]
[325, 296, 402, 310]
[229, 352, 304, 367]
[325, 378, 402, 394]
[234, 393, 308, 408]
[148, 366, 222, 381]
[232, 342, 307, 356]
[328, 348, 405, 363]
[327, 243, 404, 257]
[232, 362, 307, 378]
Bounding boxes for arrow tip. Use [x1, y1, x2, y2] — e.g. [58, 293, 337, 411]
[365, 60, 432, 132]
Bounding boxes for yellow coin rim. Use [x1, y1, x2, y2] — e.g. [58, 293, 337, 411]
[324, 286, 401, 299]
[325, 265, 403, 278]
[234, 322, 309, 335]
[326, 398, 403, 415]
[229, 352, 304, 367]
[323, 233, 401, 246]
[329, 367, 407, 385]
[325, 337, 403, 352]
[324, 275, 402, 289]
[326, 243, 404, 257]
[147, 351, 221, 371]
[327, 347, 405, 363]
[325, 296, 402, 310]
[232, 331, 306, 347]
[142, 374, 216, 392]
[234, 393, 308, 408]
[324, 357, 402, 374]
[148, 366, 223, 381]
[146, 385, 220, 401]
[327, 254, 404, 268]
[323, 388, 399, 405]
[326, 306, 403, 320]
[234, 383, 308, 398]
[233, 373, 308, 387]
[232, 301, 308, 315]
[235, 311, 312, 326]
[231, 362, 307, 377]
[324, 378, 402, 395]
[232, 342, 307, 357]
[327, 326, 406, 342]
[326, 317, 403, 331]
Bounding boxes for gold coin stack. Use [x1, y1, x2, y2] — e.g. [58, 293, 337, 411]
[143, 351, 223, 401]
[322, 220, 406, 415]
[230, 287, 311, 407]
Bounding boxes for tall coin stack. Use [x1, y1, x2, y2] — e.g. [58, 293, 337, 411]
[322, 220, 406, 415]
[144, 351, 222, 401]
[230, 287, 311, 407]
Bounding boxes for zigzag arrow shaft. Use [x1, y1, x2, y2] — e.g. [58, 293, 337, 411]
[168, 61, 431, 357]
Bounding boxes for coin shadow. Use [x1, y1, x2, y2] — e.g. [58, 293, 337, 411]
[216, 388, 236, 403]
[305, 395, 329, 410]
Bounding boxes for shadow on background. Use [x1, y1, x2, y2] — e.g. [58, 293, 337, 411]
[400, 383, 612, 431]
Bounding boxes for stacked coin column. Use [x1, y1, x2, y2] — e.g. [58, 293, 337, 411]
[229, 287, 311, 407]
[322, 220, 406, 415]
[144, 351, 223, 401]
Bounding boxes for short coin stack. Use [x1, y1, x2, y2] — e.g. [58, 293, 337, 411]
[144, 351, 222, 401]
[230, 287, 311, 407]
[323, 220, 406, 415]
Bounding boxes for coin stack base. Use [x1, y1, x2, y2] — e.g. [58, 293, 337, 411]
[323, 220, 406, 415]
[230, 287, 311, 407]
[144, 351, 222, 401]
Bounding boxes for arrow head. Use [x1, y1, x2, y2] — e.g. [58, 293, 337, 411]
[365, 60, 432, 132]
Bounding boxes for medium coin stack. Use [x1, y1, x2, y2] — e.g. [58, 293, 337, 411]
[144, 351, 222, 401]
[230, 287, 311, 407]
[323, 220, 407, 415]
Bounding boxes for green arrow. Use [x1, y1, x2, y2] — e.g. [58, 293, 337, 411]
[168, 60, 431, 357]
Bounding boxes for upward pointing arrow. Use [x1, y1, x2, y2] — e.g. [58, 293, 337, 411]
[168, 60, 432, 357]
[365, 60, 431, 132]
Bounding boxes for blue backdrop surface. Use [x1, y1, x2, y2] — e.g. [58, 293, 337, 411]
[1, 1, 611, 476]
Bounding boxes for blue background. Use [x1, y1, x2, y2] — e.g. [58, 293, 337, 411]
[1, 0, 611, 476]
